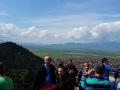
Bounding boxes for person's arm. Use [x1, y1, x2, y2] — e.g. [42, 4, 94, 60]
[106, 64, 120, 72]
[79, 75, 87, 89]
[50, 64, 56, 83]
[10, 78, 15, 90]
[78, 71, 82, 84]
[31, 65, 42, 90]
[74, 65, 78, 76]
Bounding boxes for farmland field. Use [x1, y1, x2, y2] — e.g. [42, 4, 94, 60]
[30, 49, 120, 60]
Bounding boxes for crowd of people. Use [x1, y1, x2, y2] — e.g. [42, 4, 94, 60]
[0, 55, 120, 90]
[31, 56, 120, 90]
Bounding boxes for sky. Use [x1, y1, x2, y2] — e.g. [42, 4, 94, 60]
[0, 0, 120, 44]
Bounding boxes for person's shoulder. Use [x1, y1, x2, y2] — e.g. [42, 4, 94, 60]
[117, 82, 120, 87]
[38, 64, 45, 71]
[50, 64, 54, 67]
[86, 76, 111, 86]
[5, 77, 13, 82]
[0, 77, 5, 82]
[0, 77, 13, 83]
[72, 64, 76, 67]
[50, 64, 56, 69]
[104, 64, 111, 67]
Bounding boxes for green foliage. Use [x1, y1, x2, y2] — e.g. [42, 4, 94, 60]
[9, 69, 29, 84]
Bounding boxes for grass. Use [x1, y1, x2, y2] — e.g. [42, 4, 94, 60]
[30, 49, 120, 60]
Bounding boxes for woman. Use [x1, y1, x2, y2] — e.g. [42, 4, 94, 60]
[78, 63, 90, 90]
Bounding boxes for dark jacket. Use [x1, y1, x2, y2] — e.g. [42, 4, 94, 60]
[31, 64, 56, 90]
[64, 64, 78, 78]
[56, 75, 75, 90]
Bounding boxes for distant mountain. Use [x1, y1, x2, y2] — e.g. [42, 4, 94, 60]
[22, 42, 120, 52]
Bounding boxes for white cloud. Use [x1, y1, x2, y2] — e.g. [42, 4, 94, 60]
[21, 26, 36, 37]
[0, 23, 16, 38]
[65, 27, 91, 39]
[91, 21, 120, 42]
[0, 21, 120, 44]
[0, 23, 15, 31]
[38, 30, 49, 38]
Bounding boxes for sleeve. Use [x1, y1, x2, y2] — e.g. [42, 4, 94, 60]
[31, 65, 42, 90]
[80, 75, 87, 89]
[106, 65, 120, 72]
[50, 64, 56, 84]
[78, 71, 82, 84]
[74, 65, 78, 76]
[10, 78, 15, 90]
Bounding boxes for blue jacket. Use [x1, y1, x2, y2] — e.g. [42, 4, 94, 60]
[79, 76, 111, 90]
[103, 64, 120, 80]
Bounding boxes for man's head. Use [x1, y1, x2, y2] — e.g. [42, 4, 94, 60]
[44, 56, 51, 66]
[94, 64, 105, 75]
[67, 59, 72, 66]
[101, 58, 109, 64]
[57, 66, 65, 77]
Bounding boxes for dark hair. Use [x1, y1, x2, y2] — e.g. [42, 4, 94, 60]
[95, 64, 105, 75]
[114, 71, 120, 79]
[41, 84, 58, 90]
[0, 62, 5, 75]
[66, 58, 72, 62]
[58, 66, 65, 71]
[101, 58, 108, 64]
[58, 62, 64, 67]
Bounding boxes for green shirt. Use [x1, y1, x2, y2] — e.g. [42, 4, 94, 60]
[0, 77, 15, 90]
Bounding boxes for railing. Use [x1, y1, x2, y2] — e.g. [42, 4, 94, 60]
[14, 83, 32, 90]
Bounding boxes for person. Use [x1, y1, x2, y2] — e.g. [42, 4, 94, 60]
[56, 66, 75, 90]
[64, 59, 78, 89]
[117, 82, 120, 90]
[31, 56, 56, 90]
[64, 59, 78, 78]
[0, 62, 15, 90]
[79, 64, 111, 90]
[111, 71, 120, 90]
[101, 57, 120, 80]
[78, 63, 90, 90]
[41, 84, 58, 90]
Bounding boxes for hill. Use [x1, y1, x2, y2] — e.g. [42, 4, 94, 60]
[0, 42, 44, 89]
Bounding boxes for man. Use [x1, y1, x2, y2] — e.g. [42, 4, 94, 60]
[64, 59, 78, 89]
[80, 64, 111, 90]
[64, 59, 78, 78]
[56, 66, 75, 90]
[31, 56, 56, 90]
[0, 62, 15, 90]
[101, 58, 120, 80]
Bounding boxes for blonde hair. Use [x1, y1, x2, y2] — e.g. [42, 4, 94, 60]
[83, 63, 90, 68]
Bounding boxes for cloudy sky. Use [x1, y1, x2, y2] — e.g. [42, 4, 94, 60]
[0, 0, 120, 44]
